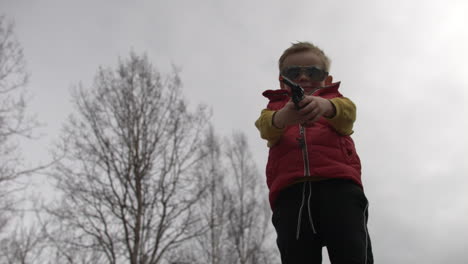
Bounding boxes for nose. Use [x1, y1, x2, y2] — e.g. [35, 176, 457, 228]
[296, 70, 310, 81]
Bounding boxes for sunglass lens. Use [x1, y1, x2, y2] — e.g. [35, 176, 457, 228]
[283, 67, 300, 80]
[305, 67, 325, 81]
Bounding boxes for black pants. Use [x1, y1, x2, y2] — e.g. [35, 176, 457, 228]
[272, 179, 373, 264]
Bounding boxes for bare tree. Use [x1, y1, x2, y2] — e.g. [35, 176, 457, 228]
[186, 126, 231, 264]
[0, 213, 48, 264]
[0, 15, 56, 264]
[46, 53, 210, 264]
[179, 130, 277, 264]
[224, 132, 275, 264]
[0, 14, 30, 231]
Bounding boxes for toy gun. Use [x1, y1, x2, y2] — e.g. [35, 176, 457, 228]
[280, 75, 304, 109]
[279, 75, 308, 151]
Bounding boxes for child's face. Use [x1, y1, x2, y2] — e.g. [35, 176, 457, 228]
[280, 51, 329, 94]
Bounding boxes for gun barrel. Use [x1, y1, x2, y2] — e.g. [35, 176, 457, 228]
[279, 75, 297, 89]
[280, 75, 304, 109]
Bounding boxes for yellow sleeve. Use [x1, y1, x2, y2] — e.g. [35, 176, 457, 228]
[327, 97, 356, 136]
[254, 109, 284, 147]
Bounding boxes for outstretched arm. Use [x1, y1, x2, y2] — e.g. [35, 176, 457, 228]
[327, 97, 356, 135]
[255, 109, 285, 147]
[255, 96, 356, 147]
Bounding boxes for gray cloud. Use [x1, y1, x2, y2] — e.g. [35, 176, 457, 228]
[2, 0, 467, 263]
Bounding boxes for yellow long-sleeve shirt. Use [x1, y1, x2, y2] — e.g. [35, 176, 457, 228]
[255, 97, 356, 147]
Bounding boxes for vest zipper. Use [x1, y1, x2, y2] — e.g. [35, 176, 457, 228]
[296, 126, 317, 238]
[298, 124, 311, 177]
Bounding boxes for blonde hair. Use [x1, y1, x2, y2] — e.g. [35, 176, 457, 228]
[278, 42, 331, 72]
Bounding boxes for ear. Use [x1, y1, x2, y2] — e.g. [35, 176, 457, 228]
[279, 81, 286, 90]
[279, 76, 286, 90]
[324, 75, 333, 85]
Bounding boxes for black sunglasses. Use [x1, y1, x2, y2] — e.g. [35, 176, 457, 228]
[280, 66, 328, 81]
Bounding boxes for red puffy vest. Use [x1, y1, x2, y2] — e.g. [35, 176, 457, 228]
[263, 82, 362, 208]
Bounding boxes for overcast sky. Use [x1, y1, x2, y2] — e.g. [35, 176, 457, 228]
[2, 0, 468, 263]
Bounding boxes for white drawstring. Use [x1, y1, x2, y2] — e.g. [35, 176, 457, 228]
[296, 182, 317, 240]
[296, 182, 306, 240]
[307, 181, 317, 234]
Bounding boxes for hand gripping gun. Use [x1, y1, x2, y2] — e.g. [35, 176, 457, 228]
[279, 75, 308, 151]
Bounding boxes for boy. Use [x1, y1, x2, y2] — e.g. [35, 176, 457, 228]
[255, 42, 373, 263]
